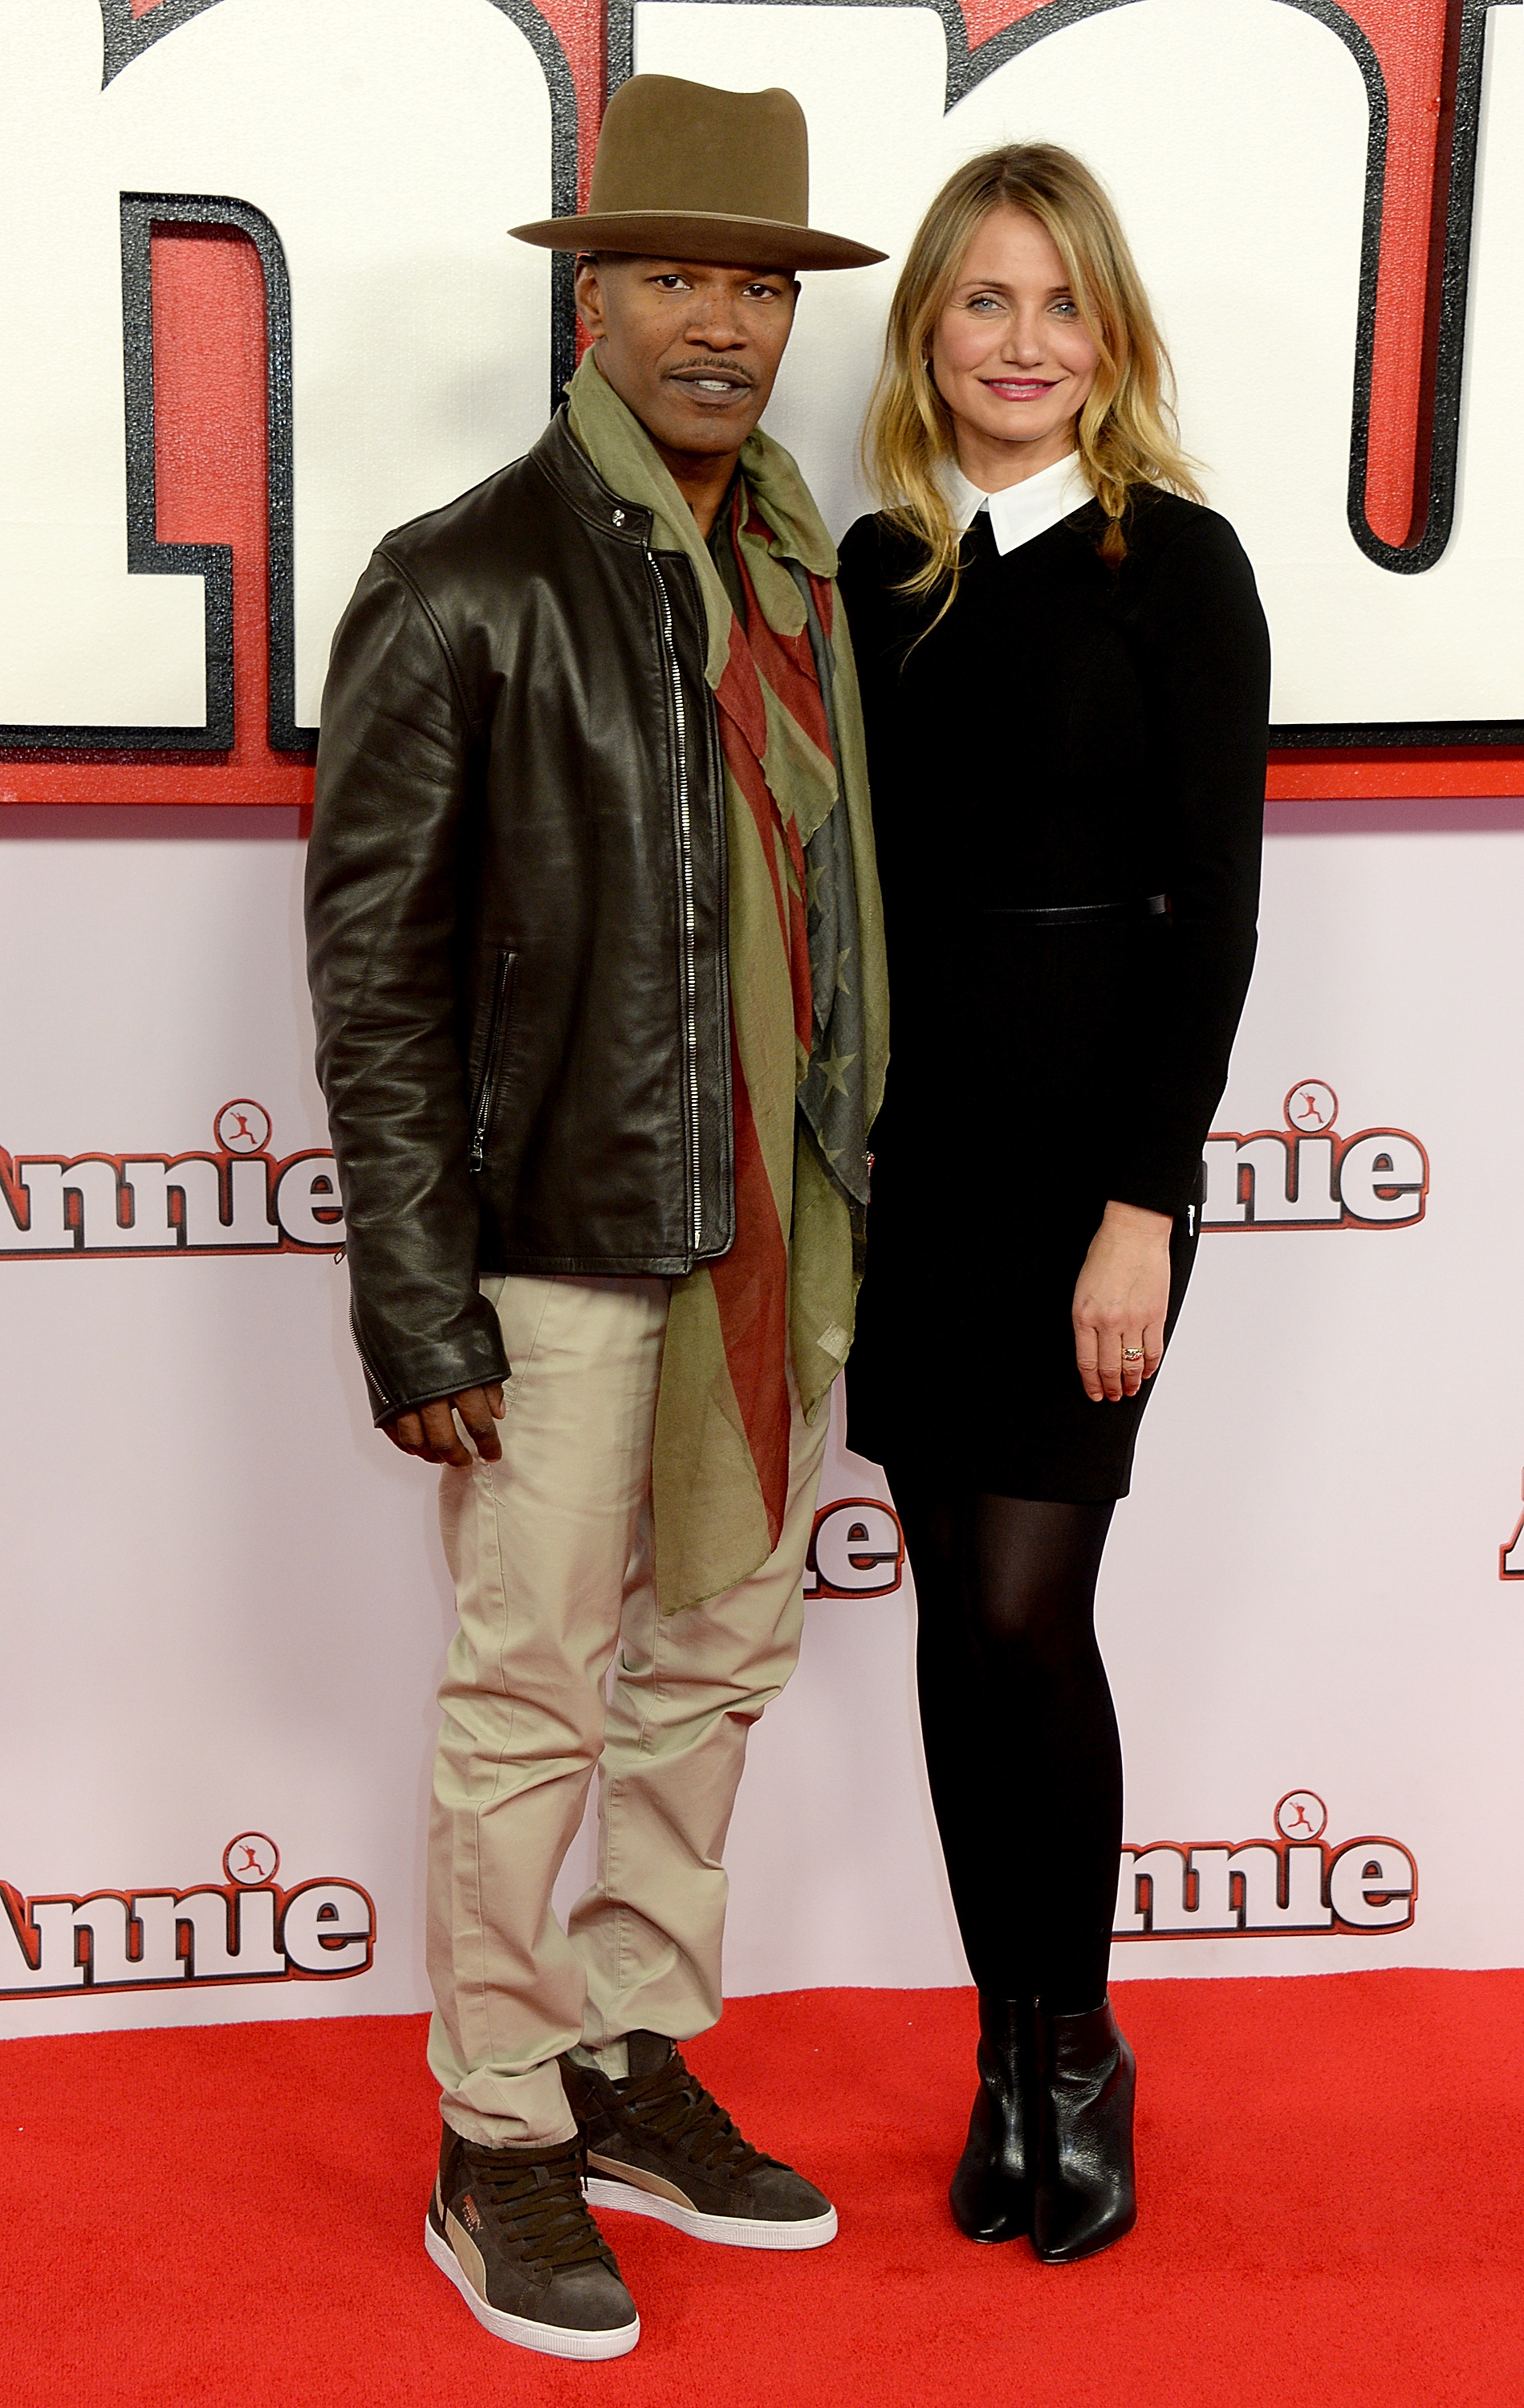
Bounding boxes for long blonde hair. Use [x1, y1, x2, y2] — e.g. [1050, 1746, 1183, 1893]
[864, 144, 1202, 612]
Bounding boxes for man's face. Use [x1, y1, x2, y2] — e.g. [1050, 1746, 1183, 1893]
[575, 257, 799, 461]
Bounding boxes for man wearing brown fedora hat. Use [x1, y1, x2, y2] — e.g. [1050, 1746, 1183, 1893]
[306, 75, 886, 2361]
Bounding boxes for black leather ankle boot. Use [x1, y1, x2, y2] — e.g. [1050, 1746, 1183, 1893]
[948, 1994, 1033, 2242]
[1031, 1997, 1136, 2264]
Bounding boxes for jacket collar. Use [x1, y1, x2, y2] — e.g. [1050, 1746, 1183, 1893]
[529, 409, 655, 547]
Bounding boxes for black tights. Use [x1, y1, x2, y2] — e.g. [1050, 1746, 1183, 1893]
[888, 1467, 1121, 2015]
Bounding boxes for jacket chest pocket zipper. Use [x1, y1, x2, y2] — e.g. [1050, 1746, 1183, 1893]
[468, 948, 516, 1175]
[648, 555, 703, 1258]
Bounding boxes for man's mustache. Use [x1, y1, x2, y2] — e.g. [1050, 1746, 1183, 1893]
[666, 360, 758, 388]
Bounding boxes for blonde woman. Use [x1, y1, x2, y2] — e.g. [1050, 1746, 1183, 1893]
[838, 147, 1269, 2264]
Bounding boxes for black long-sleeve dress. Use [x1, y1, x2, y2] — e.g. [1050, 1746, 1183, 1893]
[838, 487, 1270, 1498]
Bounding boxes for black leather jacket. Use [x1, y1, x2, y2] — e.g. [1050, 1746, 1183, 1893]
[305, 414, 734, 1423]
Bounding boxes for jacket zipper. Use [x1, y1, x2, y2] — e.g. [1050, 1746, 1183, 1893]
[350, 1315, 396, 1418]
[468, 948, 514, 1175]
[648, 556, 703, 1258]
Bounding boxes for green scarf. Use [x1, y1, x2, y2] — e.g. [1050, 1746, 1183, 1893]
[567, 352, 888, 1612]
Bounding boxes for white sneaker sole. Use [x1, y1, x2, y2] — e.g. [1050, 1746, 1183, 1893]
[583, 2175, 838, 2251]
[424, 2217, 640, 2359]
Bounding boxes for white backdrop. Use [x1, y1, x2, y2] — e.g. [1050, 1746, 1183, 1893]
[2, 805, 1522, 2037]
[3, 0, 1524, 2036]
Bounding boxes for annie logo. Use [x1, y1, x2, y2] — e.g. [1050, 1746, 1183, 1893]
[804, 1498, 905, 1601]
[0, 1101, 343, 1258]
[6, 0, 1516, 816]
[0, 1832, 375, 1999]
[1202, 1083, 1429, 1230]
[1115, 1792, 1417, 1940]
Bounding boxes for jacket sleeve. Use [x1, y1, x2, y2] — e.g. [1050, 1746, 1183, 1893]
[1111, 511, 1270, 1218]
[304, 550, 509, 1423]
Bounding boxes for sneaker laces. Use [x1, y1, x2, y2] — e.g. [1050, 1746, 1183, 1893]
[464, 2136, 609, 2272]
[615, 2052, 769, 2178]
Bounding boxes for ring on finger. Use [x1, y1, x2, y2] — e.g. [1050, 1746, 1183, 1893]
[1121, 1346, 1144, 1364]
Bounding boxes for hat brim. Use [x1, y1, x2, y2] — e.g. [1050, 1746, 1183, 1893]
[509, 209, 886, 272]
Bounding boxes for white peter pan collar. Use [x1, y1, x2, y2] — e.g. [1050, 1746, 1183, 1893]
[941, 449, 1091, 555]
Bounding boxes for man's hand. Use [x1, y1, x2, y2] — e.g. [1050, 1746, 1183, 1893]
[1072, 1202, 1172, 1402]
[384, 1383, 506, 1466]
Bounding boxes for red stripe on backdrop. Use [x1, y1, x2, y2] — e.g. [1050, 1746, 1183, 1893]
[1269, 746, 1524, 801]
[4, 1975, 1521, 2406]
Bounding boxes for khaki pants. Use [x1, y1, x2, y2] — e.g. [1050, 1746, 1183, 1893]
[425, 1272, 830, 2147]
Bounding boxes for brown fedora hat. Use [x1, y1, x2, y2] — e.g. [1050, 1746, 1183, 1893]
[510, 74, 885, 272]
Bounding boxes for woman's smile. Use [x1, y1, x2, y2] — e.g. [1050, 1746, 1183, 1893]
[981, 374, 1059, 401]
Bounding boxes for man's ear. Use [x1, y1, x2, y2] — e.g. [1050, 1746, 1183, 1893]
[574, 255, 608, 344]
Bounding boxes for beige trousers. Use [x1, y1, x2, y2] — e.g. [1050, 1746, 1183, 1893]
[425, 1271, 830, 2147]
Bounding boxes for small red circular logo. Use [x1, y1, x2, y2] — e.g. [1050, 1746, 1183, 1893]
[1283, 1081, 1337, 1135]
[214, 1100, 271, 1155]
[1274, 1791, 1327, 1841]
[223, 1832, 280, 1885]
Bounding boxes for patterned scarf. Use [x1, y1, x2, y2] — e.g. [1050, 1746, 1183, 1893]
[566, 354, 888, 1613]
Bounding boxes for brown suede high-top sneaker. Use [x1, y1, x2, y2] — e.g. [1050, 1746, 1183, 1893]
[425, 2124, 640, 2359]
[561, 2032, 837, 2251]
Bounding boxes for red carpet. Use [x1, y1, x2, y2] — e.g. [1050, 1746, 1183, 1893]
[3, 1974, 1520, 2406]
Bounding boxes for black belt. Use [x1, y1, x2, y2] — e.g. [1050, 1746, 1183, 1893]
[980, 892, 1168, 927]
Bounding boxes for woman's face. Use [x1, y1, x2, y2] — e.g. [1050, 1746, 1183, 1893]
[931, 205, 1101, 482]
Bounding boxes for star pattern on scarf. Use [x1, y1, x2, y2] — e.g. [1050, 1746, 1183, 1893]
[818, 1046, 856, 1099]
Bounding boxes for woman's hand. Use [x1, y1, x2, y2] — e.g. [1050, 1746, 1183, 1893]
[1072, 1202, 1172, 1401]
